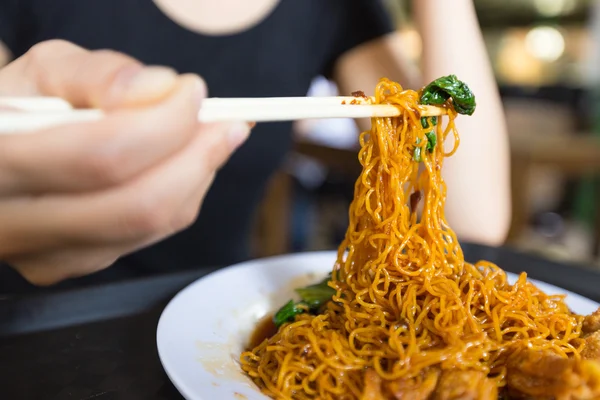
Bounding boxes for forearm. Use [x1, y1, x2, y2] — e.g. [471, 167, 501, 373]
[415, 0, 511, 245]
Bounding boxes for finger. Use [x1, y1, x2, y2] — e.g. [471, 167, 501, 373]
[6, 246, 122, 286]
[0, 74, 205, 195]
[0, 121, 251, 256]
[85, 120, 252, 243]
[0, 40, 181, 109]
[106, 119, 251, 251]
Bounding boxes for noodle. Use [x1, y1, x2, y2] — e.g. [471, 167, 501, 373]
[240, 78, 585, 399]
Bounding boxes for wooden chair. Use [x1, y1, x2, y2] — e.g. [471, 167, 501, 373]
[252, 171, 293, 258]
[251, 141, 361, 258]
[504, 99, 600, 257]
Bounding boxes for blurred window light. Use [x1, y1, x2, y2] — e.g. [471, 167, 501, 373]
[533, 0, 577, 17]
[497, 33, 544, 85]
[525, 26, 565, 62]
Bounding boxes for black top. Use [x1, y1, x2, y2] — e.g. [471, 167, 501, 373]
[0, 1, 392, 277]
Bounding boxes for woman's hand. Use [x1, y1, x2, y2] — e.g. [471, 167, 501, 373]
[0, 40, 252, 285]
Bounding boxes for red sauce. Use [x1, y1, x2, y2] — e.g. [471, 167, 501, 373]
[248, 315, 277, 349]
[351, 90, 368, 99]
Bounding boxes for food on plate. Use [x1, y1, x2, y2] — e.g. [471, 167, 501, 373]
[240, 76, 600, 399]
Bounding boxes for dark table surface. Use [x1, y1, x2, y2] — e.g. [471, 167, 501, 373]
[2, 244, 600, 400]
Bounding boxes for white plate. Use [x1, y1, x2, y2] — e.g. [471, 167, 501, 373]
[156, 251, 600, 400]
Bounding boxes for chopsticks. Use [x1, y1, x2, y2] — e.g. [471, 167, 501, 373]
[0, 96, 447, 134]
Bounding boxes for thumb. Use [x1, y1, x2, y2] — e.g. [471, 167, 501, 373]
[0, 40, 184, 109]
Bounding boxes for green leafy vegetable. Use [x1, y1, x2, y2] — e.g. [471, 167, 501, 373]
[413, 145, 422, 162]
[295, 278, 336, 309]
[414, 117, 438, 161]
[272, 274, 335, 328]
[414, 74, 476, 163]
[420, 116, 437, 129]
[420, 75, 476, 115]
[425, 131, 437, 153]
[273, 300, 306, 328]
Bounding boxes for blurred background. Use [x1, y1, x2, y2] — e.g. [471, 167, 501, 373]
[253, 0, 600, 266]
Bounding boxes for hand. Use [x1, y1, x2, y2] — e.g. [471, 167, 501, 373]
[0, 40, 252, 285]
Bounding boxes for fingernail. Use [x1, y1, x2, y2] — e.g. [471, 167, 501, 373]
[114, 65, 178, 104]
[228, 121, 251, 150]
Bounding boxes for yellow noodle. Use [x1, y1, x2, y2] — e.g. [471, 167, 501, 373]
[240, 78, 583, 399]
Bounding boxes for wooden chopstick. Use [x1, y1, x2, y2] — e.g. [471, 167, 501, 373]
[0, 96, 447, 134]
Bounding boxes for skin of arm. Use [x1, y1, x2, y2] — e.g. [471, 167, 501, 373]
[332, 0, 510, 246]
[0, 41, 10, 67]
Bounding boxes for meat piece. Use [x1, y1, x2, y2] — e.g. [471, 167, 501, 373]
[362, 369, 385, 400]
[432, 370, 497, 400]
[582, 331, 600, 361]
[506, 349, 600, 399]
[352, 90, 368, 99]
[583, 308, 600, 334]
[410, 190, 422, 214]
[385, 368, 440, 400]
